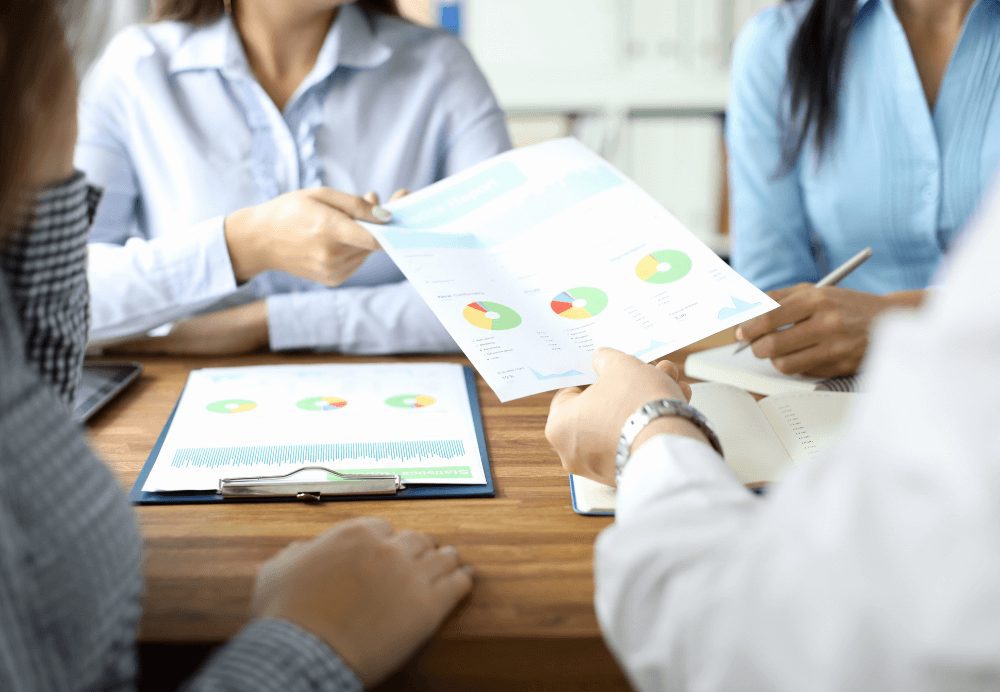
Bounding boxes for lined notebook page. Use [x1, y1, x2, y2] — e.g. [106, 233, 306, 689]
[758, 392, 856, 464]
[688, 383, 792, 484]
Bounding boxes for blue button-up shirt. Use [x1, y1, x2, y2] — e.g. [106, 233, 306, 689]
[727, 0, 1000, 293]
[77, 4, 511, 351]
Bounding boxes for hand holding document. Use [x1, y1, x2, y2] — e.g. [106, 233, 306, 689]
[365, 139, 777, 402]
[570, 382, 858, 515]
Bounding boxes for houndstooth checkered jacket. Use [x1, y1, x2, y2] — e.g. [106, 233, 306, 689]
[0, 174, 361, 691]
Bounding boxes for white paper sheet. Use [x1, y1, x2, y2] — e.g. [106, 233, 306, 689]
[366, 138, 777, 402]
[142, 363, 486, 492]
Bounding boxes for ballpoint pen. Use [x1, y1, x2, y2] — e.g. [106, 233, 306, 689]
[734, 247, 874, 355]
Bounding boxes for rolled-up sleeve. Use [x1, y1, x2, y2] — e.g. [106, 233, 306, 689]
[86, 215, 237, 342]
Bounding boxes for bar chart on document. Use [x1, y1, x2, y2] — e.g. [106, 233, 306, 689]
[368, 138, 777, 401]
[141, 363, 487, 492]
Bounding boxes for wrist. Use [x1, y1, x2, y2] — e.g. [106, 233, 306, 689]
[884, 289, 927, 310]
[632, 417, 707, 453]
[245, 300, 270, 351]
[224, 207, 266, 283]
[616, 399, 722, 484]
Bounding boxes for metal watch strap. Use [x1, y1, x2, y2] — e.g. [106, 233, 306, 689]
[615, 399, 724, 483]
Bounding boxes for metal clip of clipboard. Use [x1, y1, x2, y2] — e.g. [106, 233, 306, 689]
[218, 467, 405, 502]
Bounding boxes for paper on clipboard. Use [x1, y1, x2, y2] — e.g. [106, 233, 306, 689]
[141, 363, 487, 492]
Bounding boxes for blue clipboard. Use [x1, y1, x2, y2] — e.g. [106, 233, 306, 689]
[130, 366, 495, 504]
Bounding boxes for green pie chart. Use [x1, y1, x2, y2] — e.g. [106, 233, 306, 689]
[206, 399, 257, 414]
[296, 396, 348, 411]
[463, 301, 522, 331]
[635, 250, 693, 284]
[386, 394, 437, 409]
[550, 287, 609, 319]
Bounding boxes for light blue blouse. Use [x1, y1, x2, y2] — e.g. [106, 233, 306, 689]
[77, 3, 511, 351]
[727, 0, 1000, 293]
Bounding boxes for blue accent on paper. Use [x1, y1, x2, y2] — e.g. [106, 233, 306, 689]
[389, 161, 527, 228]
[717, 296, 761, 320]
[378, 230, 483, 250]
[530, 368, 585, 381]
[381, 164, 624, 250]
[633, 340, 669, 359]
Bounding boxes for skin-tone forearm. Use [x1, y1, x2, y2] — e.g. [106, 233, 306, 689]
[885, 290, 927, 310]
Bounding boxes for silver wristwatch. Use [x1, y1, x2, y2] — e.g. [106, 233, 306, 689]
[615, 399, 724, 483]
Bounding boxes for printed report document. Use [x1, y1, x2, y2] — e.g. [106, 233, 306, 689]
[141, 363, 488, 492]
[365, 138, 777, 402]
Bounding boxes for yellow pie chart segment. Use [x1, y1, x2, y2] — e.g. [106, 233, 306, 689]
[462, 301, 522, 330]
[635, 250, 693, 284]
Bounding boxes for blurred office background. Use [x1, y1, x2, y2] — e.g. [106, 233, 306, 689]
[408, 1, 773, 256]
[79, 0, 773, 255]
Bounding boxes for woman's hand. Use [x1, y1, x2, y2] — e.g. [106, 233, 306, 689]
[224, 188, 388, 285]
[545, 349, 703, 486]
[736, 285, 926, 377]
[252, 518, 473, 688]
[107, 301, 269, 356]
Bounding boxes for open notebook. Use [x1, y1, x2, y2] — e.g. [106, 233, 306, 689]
[570, 382, 858, 515]
[684, 343, 862, 396]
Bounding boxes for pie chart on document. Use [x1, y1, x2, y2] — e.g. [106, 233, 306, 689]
[463, 300, 523, 330]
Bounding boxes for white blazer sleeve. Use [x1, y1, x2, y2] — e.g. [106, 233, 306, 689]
[595, 184, 1000, 692]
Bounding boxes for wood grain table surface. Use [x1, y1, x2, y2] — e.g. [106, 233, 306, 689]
[87, 330, 733, 691]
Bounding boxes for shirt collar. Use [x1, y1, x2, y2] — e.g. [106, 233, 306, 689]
[168, 3, 392, 78]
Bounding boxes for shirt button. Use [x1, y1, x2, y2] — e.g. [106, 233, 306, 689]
[921, 185, 936, 202]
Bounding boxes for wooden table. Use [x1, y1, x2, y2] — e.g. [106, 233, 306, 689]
[88, 332, 732, 691]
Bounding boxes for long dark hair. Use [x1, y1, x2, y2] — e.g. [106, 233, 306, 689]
[152, 0, 401, 24]
[782, 0, 857, 168]
[0, 0, 69, 239]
